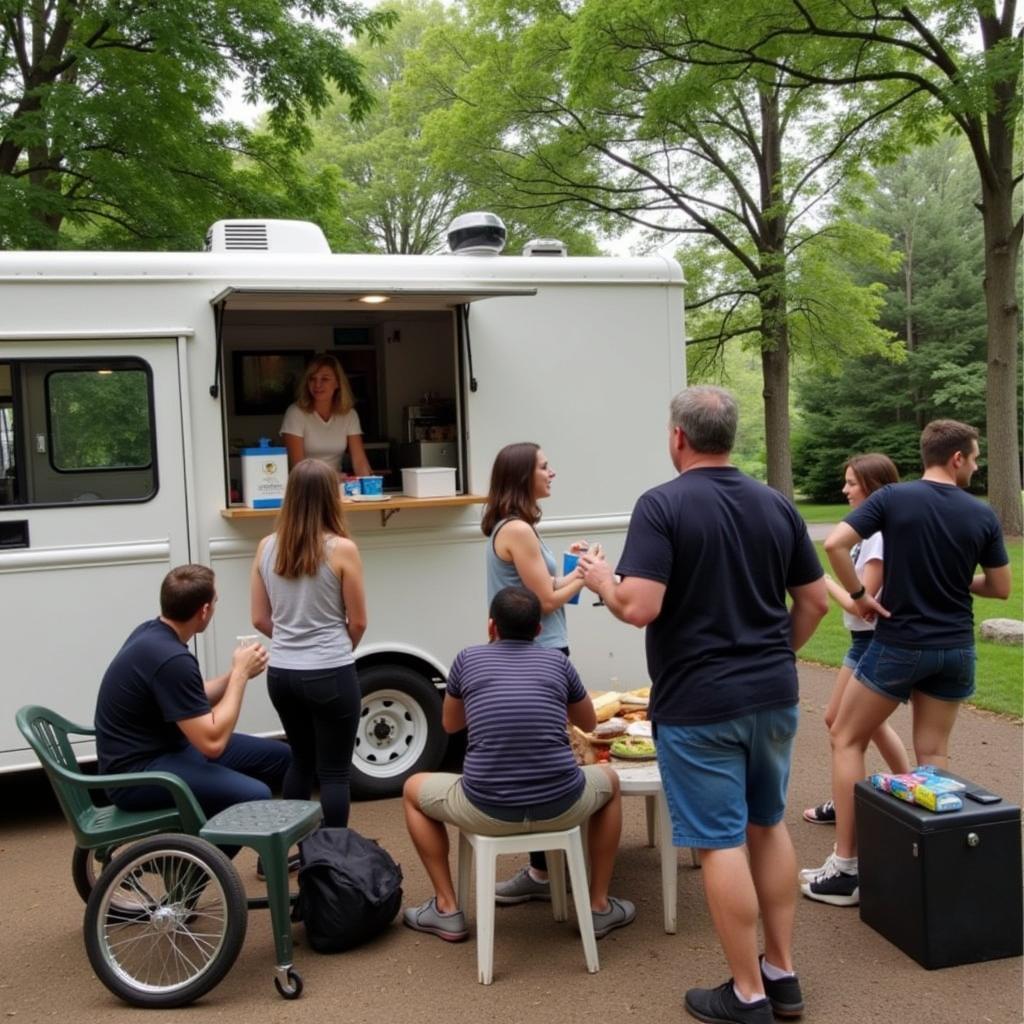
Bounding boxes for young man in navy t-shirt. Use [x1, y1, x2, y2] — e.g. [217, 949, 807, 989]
[580, 386, 828, 1024]
[95, 564, 291, 821]
[804, 420, 1011, 907]
[400, 586, 633, 943]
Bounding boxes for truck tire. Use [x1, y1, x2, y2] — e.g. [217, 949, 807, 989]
[351, 664, 446, 800]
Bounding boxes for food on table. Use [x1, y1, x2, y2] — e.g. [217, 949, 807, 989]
[619, 687, 651, 707]
[568, 725, 597, 765]
[590, 691, 623, 722]
[610, 737, 656, 759]
[626, 720, 652, 739]
[592, 716, 628, 740]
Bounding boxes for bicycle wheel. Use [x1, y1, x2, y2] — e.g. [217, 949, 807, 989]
[84, 834, 247, 1008]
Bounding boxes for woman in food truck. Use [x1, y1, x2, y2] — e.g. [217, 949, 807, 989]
[280, 353, 373, 477]
[250, 458, 368, 827]
[481, 441, 596, 901]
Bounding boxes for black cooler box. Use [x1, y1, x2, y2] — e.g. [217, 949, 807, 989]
[855, 777, 1022, 969]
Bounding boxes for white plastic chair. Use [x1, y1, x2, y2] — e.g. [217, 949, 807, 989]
[455, 825, 599, 984]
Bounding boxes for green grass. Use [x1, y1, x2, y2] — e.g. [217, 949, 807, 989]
[795, 502, 847, 524]
[801, 540, 1023, 719]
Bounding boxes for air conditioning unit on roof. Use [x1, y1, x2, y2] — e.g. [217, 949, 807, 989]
[203, 219, 330, 254]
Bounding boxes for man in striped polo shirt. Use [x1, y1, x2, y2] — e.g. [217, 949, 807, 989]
[401, 585, 634, 942]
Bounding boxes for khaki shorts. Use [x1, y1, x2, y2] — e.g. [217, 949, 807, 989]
[416, 766, 615, 837]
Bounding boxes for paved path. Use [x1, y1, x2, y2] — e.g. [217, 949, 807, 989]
[806, 522, 835, 541]
[0, 663, 1020, 1023]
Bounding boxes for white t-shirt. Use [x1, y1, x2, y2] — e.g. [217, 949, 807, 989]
[842, 530, 884, 631]
[280, 404, 362, 470]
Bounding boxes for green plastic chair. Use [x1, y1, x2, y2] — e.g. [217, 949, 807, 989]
[15, 704, 206, 860]
[17, 704, 320, 1006]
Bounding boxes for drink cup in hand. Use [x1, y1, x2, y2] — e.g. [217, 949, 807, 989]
[563, 552, 583, 604]
[236, 634, 259, 649]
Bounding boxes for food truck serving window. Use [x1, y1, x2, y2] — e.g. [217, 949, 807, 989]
[213, 285, 534, 507]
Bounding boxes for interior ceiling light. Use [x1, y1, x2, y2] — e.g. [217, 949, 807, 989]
[358, 294, 389, 304]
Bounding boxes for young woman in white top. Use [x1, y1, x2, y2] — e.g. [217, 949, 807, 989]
[250, 458, 368, 826]
[803, 453, 910, 824]
[280, 353, 372, 477]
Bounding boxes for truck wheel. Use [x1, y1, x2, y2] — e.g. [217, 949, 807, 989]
[351, 665, 446, 800]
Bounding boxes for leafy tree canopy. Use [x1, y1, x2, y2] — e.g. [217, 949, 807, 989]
[793, 138, 1014, 501]
[419, 0, 910, 494]
[0, 0, 397, 249]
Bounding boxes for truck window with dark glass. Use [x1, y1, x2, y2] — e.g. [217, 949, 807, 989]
[47, 368, 153, 471]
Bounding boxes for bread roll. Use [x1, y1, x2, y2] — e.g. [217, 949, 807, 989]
[590, 691, 622, 722]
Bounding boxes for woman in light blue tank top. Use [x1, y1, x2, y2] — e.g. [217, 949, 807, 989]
[481, 442, 595, 887]
[251, 459, 368, 827]
[482, 443, 589, 649]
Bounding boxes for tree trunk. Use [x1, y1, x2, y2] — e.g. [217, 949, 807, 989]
[757, 87, 793, 498]
[761, 317, 792, 498]
[979, 179, 1022, 535]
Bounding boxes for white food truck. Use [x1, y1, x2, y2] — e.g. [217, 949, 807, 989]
[0, 216, 684, 797]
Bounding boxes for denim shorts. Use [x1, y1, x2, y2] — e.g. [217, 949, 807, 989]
[854, 639, 976, 703]
[843, 630, 874, 671]
[656, 705, 799, 850]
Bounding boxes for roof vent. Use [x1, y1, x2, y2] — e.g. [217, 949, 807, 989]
[446, 212, 506, 256]
[203, 219, 330, 254]
[522, 238, 568, 257]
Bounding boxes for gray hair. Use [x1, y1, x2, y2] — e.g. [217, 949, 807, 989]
[669, 386, 737, 454]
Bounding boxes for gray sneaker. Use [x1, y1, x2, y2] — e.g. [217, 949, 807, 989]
[495, 866, 552, 904]
[591, 896, 636, 939]
[402, 897, 469, 942]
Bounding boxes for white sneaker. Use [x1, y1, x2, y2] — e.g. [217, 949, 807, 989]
[798, 849, 838, 884]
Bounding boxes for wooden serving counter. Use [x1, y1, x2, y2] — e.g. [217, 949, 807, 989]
[221, 493, 486, 526]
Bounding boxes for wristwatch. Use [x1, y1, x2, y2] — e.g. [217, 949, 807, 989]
[848, 585, 866, 601]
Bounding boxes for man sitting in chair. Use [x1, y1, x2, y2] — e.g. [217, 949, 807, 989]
[401, 585, 634, 942]
[95, 564, 291, 822]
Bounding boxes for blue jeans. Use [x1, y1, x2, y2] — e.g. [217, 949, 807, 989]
[109, 733, 292, 854]
[268, 664, 361, 828]
[657, 705, 799, 850]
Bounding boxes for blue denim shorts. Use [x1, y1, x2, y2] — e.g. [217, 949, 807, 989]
[655, 705, 799, 850]
[843, 630, 873, 671]
[854, 639, 976, 703]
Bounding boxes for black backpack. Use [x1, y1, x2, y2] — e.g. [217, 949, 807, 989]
[293, 827, 403, 953]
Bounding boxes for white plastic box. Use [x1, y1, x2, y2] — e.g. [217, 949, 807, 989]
[402, 467, 457, 497]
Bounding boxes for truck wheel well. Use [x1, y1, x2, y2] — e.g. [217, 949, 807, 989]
[355, 652, 444, 692]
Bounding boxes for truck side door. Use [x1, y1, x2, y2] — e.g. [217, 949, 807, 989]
[0, 337, 193, 769]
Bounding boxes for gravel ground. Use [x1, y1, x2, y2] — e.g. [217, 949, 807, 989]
[1, 661, 1020, 1024]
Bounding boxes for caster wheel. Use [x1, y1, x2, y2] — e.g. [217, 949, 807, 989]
[275, 968, 304, 999]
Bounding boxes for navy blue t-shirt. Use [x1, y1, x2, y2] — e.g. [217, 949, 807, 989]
[844, 480, 1007, 647]
[95, 619, 211, 774]
[617, 467, 823, 726]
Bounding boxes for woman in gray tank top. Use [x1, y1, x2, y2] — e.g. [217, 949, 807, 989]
[251, 459, 368, 826]
[481, 441, 597, 892]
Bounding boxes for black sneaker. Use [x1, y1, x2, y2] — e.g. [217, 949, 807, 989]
[758, 956, 804, 1018]
[800, 858, 859, 906]
[685, 980, 774, 1024]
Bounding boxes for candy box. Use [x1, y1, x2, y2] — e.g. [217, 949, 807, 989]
[889, 772, 929, 802]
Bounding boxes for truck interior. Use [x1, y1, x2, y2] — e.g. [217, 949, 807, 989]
[217, 299, 461, 499]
